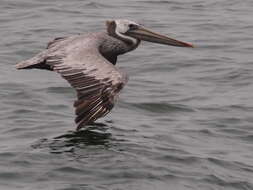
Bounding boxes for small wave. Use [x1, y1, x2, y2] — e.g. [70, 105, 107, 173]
[240, 134, 253, 142]
[201, 174, 253, 189]
[83, 2, 114, 8]
[159, 154, 200, 164]
[46, 86, 74, 94]
[130, 102, 195, 113]
[53, 166, 86, 174]
[141, 0, 184, 5]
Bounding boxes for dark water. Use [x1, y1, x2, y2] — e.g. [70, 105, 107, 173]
[1, 0, 253, 189]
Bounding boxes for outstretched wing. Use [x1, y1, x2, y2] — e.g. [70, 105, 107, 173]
[44, 35, 128, 130]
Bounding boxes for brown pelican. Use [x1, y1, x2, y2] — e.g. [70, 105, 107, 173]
[16, 19, 193, 130]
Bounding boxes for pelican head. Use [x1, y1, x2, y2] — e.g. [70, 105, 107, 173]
[106, 19, 194, 48]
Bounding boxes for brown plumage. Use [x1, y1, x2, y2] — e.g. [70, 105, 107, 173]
[16, 19, 193, 130]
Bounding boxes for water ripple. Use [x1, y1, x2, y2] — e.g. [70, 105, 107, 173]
[1, 0, 253, 189]
[130, 102, 195, 113]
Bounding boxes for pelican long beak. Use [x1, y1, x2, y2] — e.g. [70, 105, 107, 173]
[126, 26, 194, 48]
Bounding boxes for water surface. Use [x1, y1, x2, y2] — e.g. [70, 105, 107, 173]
[1, 0, 253, 189]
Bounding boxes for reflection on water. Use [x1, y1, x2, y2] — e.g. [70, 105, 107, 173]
[32, 124, 112, 154]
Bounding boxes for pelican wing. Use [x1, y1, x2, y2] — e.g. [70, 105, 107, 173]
[44, 36, 128, 130]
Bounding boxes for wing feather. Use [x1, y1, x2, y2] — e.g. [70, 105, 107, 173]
[44, 37, 127, 130]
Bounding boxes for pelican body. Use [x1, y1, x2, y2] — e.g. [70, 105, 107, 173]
[16, 19, 193, 130]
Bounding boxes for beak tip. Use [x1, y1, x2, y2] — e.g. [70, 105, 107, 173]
[185, 42, 194, 48]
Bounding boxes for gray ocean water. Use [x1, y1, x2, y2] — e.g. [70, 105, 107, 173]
[1, 0, 253, 189]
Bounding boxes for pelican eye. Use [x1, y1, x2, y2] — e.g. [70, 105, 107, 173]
[128, 24, 138, 30]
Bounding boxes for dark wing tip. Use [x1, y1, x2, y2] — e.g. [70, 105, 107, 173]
[74, 89, 115, 131]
